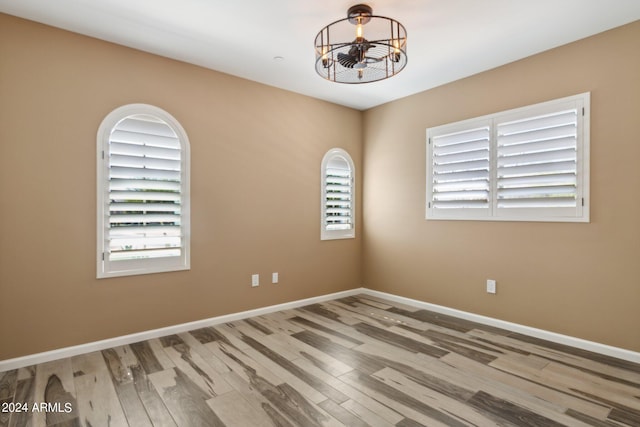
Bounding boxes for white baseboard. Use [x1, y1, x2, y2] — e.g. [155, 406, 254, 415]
[361, 289, 640, 364]
[0, 288, 364, 372]
[2, 287, 638, 371]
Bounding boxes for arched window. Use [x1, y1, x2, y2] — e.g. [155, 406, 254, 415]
[321, 148, 355, 240]
[97, 104, 190, 278]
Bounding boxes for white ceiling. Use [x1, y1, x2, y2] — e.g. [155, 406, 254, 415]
[2, 0, 640, 110]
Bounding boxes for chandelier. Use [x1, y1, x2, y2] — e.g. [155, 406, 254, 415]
[315, 4, 407, 84]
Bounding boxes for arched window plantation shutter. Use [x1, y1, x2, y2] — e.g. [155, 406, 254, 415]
[321, 148, 355, 240]
[98, 105, 190, 278]
[108, 115, 182, 260]
[325, 158, 352, 230]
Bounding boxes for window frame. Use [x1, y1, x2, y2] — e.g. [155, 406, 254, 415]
[321, 148, 356, 240]
[426, 92, 590, 223]
[97, 104, 191, 278]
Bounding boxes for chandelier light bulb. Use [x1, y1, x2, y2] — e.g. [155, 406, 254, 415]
[322, 46, 330, 67]
[393, 39, 401, 62]
[356, 19, 364, 41]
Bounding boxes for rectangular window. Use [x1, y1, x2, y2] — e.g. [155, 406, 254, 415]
[426, 93, 590, 222]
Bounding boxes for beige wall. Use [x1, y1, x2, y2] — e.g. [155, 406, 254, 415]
[363, 21, 640, 352]
[0, 14, 362, 360]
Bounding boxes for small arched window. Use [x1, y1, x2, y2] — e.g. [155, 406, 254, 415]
[97, 104, 190, 278]
[321, 148, 355, 240]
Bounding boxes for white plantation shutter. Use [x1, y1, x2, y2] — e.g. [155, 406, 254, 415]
[428, 125, 491, 217]
[426, 93, 589, 222]
[321, 149, 355, 240]
[325, 164, 352, 230]
[98, 105, 190, 278]
[497, 109, 579, 214]
[108, 115, 182, 261]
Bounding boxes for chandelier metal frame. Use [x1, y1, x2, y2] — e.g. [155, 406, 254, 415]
[314, 4, 407, 84]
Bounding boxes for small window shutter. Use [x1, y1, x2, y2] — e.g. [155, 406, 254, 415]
[325, 157, 353, 231]
[107, 115, 183, 261]
[430, 126, 491, 211]
[496, 109, 578, 210]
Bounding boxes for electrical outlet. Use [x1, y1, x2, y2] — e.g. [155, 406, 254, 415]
[272, 272, 279, 284]
[486, 279, 496, 294]
[251, 274, 259, 287]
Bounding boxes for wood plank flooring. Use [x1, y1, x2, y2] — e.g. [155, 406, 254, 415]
[1, 294, 639, 426]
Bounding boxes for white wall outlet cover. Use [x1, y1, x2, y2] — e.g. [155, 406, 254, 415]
[487, 279, 497, 294]
[252, 274, 259, 287]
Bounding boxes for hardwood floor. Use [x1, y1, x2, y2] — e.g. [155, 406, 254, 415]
[1, 294, 639, 426]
